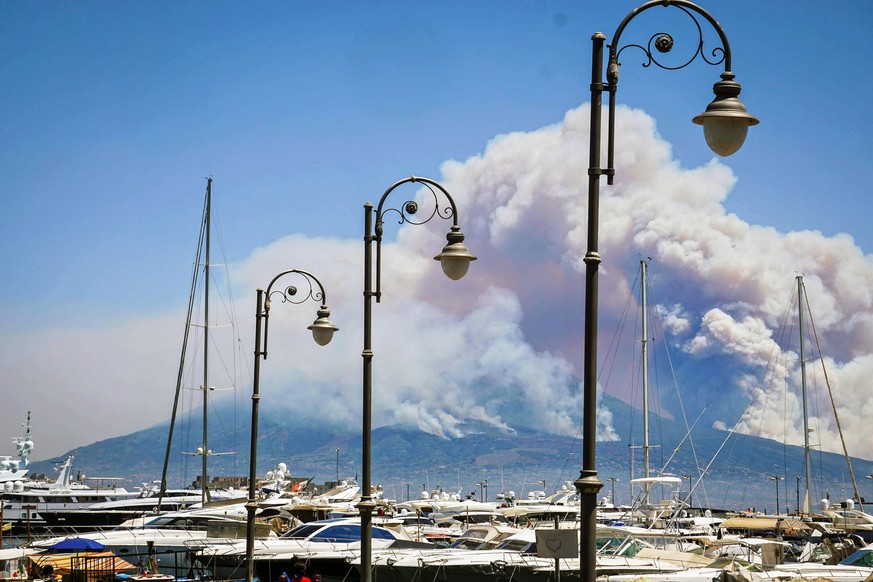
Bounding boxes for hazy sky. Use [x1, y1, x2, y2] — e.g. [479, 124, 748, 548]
[1, 1, 871, 465]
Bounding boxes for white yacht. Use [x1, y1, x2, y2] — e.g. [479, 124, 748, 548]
[1, 455, 138, 530]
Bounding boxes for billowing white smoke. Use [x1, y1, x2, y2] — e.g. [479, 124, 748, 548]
[3, 102, 871, 459]
[248, 103, 872, 456]
[429, 103, 872, 458]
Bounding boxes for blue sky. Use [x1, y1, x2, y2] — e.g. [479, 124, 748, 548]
[1, 1, 871, 465]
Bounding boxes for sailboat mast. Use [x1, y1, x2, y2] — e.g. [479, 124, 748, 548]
[797, 274, 812, 514]
[202, 177, 212, 504]
[641, 260, 650, 486]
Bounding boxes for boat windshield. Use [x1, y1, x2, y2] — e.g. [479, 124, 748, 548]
[282, 523, 395, 542]
[142, 516, 208, 530]
[841, 549, 873, 568]
[494, 538, 535, 553]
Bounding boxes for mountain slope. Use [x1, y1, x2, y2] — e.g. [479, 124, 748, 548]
[25, 393, 873, 511]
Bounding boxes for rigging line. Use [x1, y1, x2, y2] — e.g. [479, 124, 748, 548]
[798, 284, 863, 506]
[704, 295, 798, 512]
[657, 404, 708, 497]
[590, 265, 638, 467]
[646, 289, 711, 509]
[553, 376, 585, 494]
[158, 180, 209, 509]
[624, 266, 643, 464]
[208, 205, 248, 475]
[643, 266, 709, 502]
[207, 322, 238, 391]
[597, 264, 639, 398]
[640, 275, 668, 472]
[726, 283, 796, 498]
[568, 267, 638, 478]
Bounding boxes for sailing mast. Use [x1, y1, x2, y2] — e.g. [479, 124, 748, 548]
[797, 274, 812, 514]
[158, 178, 220, 509]
[641, 260, 651, 494]
[201, 178, 212, 505]
[628, 260, 656, 503]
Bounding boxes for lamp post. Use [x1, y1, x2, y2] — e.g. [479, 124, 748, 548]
[361, 176, 476, 582]
[578, 3, 756, 581]
[245, 269, 339, 582]
[769, 475, 785, 515]
[795, 476, 801, 515]
[335, 448, 340, 483]
[607, 477, 620, 506]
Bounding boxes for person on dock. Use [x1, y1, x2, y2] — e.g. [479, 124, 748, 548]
[289, 563, 311, 582]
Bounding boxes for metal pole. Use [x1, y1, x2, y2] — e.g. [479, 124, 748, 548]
[555, 513, 562, 582]
[202, 177, 211, 505]
[798, 275, 813, 514]
[776, 478, 781, 514]
[245, 288, 265, 582]
[796, 476, 800, 515]
[360, 202, 376, 582]
[575, 30, 606, 582]
[336, 448, 340, 483]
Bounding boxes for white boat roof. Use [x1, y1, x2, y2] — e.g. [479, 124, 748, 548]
[0, 548, 38, 560]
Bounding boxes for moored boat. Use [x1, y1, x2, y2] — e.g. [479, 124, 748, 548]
[1, 456, 137, 532]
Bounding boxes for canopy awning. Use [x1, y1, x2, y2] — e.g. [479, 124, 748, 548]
[29, 551, 136, 576]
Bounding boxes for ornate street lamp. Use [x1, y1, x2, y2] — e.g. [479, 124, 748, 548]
[360, 176, 475, 582]
[578, 3, 756, 581]
[245, 269, 339, 582]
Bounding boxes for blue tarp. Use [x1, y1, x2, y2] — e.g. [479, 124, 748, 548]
[48, 538, 106, 552]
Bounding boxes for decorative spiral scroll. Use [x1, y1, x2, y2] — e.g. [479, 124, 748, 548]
[611, 4, 726, 81]
[376, 180, 457, 237]
[265, 270, 325, 308]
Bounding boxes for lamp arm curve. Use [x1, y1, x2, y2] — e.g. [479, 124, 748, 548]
[609, 0, 732, 80]
[264, 269, 328, 307]
[374, 176, 459, 236]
